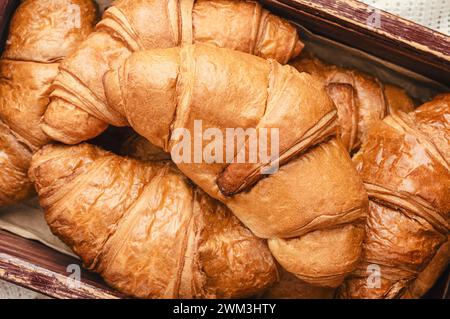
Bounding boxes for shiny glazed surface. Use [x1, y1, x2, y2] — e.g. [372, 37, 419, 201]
[291, 56, 415, 151]
[0, 0, 96, 205]
[339, 94, 450, 298]
[29, 143, 278, 299]
[42, 0, 303, 145]
[101, 44, 369, 288]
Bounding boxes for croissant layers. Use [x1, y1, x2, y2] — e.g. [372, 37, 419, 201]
[0, 0, 96, 205]
[96, 44, 369, 288]
[120, 132, 342, 299]
[29, 143, 278, 298]
[339, 94, 450, 298]
[292, 56, 415, 151]
[42, 0, 304, 145]
[117, 132, 336, 299]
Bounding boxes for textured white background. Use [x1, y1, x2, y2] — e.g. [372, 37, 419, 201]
[361, 0, 450, 35]
[1, 0, 449, 299]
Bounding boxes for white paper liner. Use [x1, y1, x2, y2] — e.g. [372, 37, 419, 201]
[0, 197, 76, 257]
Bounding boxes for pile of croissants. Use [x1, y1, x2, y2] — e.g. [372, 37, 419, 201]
[0, 0, 448, 299]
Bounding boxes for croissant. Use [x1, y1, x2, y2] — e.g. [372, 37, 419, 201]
[29, 143, 278, 298]
[263, 265, 336, 299]
[94, 44, 368, 288]
[338, 94, 450, 298]
[42, 0, 304, 145]
[121, 131, 171, 162]
[0, 0, 96, 205]
[122, 131, 338, 299]
[291, 56, 415, 151]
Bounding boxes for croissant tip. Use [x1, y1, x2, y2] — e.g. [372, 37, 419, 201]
[216, 177, 236, 197]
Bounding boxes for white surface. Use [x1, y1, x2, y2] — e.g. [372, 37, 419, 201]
[2, 0, 449, 299]
[361, 0, 450, 35]
[0, 280, 49, 299]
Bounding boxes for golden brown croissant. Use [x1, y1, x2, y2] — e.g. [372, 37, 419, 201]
[291, 56, 415, 151]
[42, 0, 304, 145]
[338, 94, 450, 298]
[0, 0, 96, 205]
[122, 132, 337, 299]
[98, 44, 369, 288]
[29, 143, 278, 299]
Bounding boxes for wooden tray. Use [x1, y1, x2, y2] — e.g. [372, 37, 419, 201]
[261, 0, 450, 84]
[0, 0, 449, 299]
[0, 230, 123, 299]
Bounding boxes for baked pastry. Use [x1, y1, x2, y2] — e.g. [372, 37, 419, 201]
[383, 84, 416, 114]
[122, 132, 337, 299]
[0, 0, 96, 205]
[42, 0, 304, 145]
[338, 94, 450, 298]
[291, 56, 415, 151]
[29, 143, 278, 299]
[263, 265, 336, 299]
[97, 44, 369, 288]
[121, 131, 171, 162]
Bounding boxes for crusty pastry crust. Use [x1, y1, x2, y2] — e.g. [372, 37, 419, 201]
[29, 143, 278, 299]
[339, 94, 450, 298]
[291, 56, 415, 151]
[101, 44, 369, 288]
[0, 0, 97, 206]
[42, 0, 304, 145]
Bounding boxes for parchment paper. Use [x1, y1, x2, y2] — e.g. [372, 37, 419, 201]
[0, 0, 447, 259]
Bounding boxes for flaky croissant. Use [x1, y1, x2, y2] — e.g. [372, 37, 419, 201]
[29, 143, 278, 298]
[338, 94, 450, 298]
[42, 0, 304, 145]
[291, 56, 415, 151]
[96, 44, 368, 288]
[0, 0, 96, 205]
[122, 131, 337, 299]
